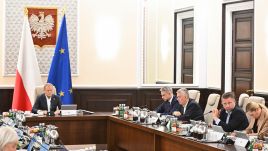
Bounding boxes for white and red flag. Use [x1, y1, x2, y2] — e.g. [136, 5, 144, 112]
[12, 14, 42, 111]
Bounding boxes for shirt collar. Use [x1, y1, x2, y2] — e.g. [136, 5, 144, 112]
[183, 99, 189, 108]
[46, 95, 52, 101]
[168, 95, 174, 104]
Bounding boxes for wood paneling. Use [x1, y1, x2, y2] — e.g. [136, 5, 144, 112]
[73, 89, 137, 112]
[0, 89, 13, 113]
[2, 88, 268, 113]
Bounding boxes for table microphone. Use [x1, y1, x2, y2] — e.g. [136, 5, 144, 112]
[78, 109, 94, 114]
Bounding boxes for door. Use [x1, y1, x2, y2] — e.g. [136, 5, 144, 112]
[232, 10, 254, 98]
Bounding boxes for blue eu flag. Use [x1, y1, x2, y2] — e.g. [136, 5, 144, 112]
[47, 15, 73, 104]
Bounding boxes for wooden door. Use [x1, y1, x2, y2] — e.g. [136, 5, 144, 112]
[232, 10, 254, 98]
[181, 18, 194, 84]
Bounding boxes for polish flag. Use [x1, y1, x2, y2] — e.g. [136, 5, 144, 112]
[12, 15, 43, 111]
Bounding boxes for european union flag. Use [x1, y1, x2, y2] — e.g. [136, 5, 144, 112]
[47, 15, 73, 104]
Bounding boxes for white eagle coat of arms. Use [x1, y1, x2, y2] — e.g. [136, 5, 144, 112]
[29, 12, 54, 40]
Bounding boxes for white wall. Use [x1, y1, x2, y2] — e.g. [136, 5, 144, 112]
[0, 0, 141, 87]
[254, 0, 268, 93]
[206, 0, 222, 89]
[0, 0, 267, 92]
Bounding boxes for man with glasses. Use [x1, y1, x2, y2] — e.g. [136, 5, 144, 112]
[212, 92, 249, 132]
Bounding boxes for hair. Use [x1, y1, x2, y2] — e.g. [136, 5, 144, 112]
[160, 87, 173, 94]
[221, 92, 235, 100]
[43, 83, 54, 90]
[0, 126, 18, 150]
[176, 88, 189, 99]
[246, 101, 268, 112]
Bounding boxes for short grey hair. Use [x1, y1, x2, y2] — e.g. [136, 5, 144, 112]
[160, 87, 173, 93]
[0, 126, 18, 149]
[176, 88, 189, 99]
[43, 83, 54, 90]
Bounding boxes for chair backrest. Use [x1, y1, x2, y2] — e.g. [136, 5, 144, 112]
[204, 93, 220, 124]
[245, 96, 265, 111]
[238, 93, 249, 111]
[188, 90, 201, 103]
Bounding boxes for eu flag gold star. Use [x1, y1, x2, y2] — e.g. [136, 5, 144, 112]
[59, 91, 64, 97]
[69, 89, 73, 94]
[59, 48, 65, 54]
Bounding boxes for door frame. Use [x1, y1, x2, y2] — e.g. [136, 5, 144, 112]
[222, 1, 253, 93]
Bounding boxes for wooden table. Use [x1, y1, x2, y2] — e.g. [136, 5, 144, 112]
[25, 112, 109, 145]
[107, 116, 247, 151]
[25, 113, 247, 151]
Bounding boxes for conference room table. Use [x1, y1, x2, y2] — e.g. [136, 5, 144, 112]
[25, 112, 247, 151]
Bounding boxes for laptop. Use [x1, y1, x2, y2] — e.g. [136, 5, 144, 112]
[234, 130, 249, 140]
[211, 125, 226, 133]
[61, 104, 77, 110]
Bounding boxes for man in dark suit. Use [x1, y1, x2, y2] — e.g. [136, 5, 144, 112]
[32, 83, 62, 115]
[155, 87, 180, 115]
[173, 88, 204, 121]
[212, 92, 249, 132]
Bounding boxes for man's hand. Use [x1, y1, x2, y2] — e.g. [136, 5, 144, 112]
[173, 111, 181, 117]
[212, 108, 219, 120]
[54, 110, 61, 115]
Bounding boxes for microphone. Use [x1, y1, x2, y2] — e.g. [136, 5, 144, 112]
[204, 110, 212, 115]
[78, 109, 94, 114]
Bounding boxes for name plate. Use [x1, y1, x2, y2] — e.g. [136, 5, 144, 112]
[235, 137, 248, 147]
[61, 110, 77, 116]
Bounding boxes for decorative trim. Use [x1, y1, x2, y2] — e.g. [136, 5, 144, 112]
[175, 9, 194, 84]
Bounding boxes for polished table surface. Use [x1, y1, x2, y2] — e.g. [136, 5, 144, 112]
[108, 116, 247, 151]
[25, 112, 247, 151]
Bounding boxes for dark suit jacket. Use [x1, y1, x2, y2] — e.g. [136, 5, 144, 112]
[176, 99, 204, 121]
[155, 96, 180, 115]
[32, 94, 62, 114]
[213, 106, 249, 132]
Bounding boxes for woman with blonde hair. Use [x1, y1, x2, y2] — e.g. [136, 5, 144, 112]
[0, 126, 18, 151]
[245, 101, 268, 140]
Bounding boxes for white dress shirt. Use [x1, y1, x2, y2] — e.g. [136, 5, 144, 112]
[46, 96, 51, 112]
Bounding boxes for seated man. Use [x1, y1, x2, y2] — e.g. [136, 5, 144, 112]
[173, 88, 204, 121]
[212, 92, 249, 132]
[32, 83, 61, 115]
[155, 86, 179, 115]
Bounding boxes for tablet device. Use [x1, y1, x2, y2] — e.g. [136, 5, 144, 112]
[211, 125, 225, 133]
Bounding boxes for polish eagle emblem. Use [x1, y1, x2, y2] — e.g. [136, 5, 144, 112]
[29, 12, 54, 40]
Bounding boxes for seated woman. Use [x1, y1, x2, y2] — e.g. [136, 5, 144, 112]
[245, 102, 268, 140]
[0, 126, 18, 151]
